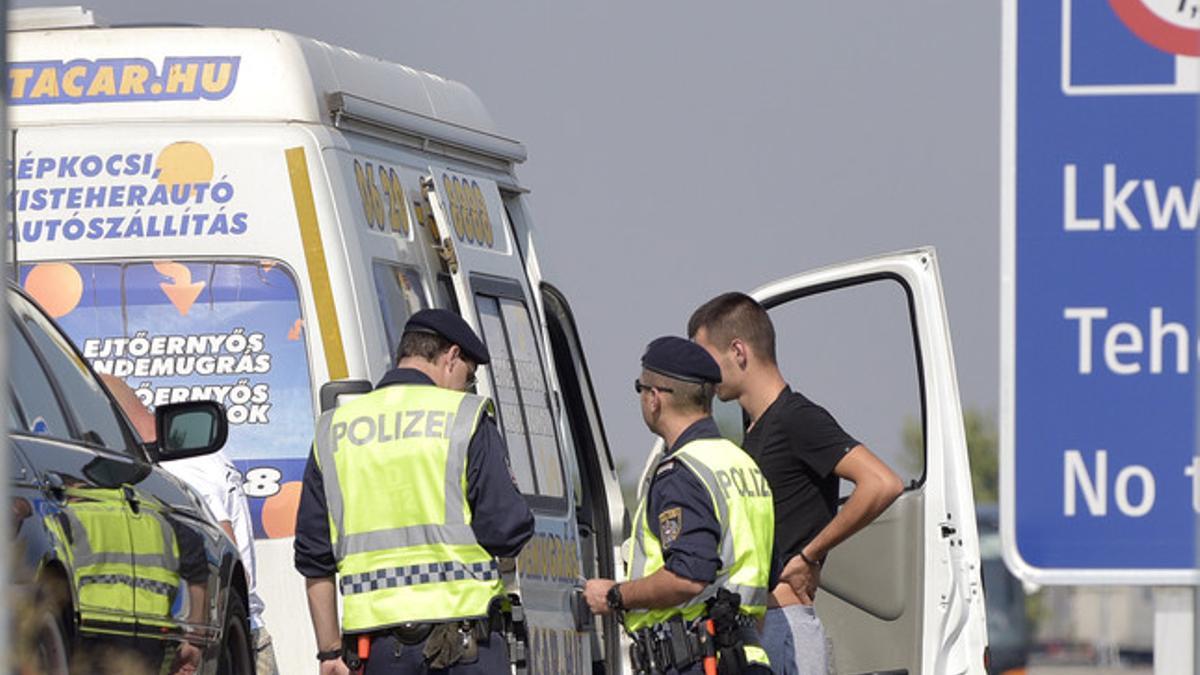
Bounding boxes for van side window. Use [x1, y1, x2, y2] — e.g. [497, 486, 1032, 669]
[372, 262, 429, 365]
[436, 274, 459, 313]
[476, 297, 537, 494]
[474, 284, 566, 501]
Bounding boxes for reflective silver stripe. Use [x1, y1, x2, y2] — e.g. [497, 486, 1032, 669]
[75, 551, 127, 567]
[322, 394, 491, 560]
[131, 552, 172, 569]
[674, 452, 743, 613]
[728, 583, 770, 609]
[629, 506, 646, 580]
[629, 454, 662, 580]
[444, 395, 488, 526]
[340, 559, 499, 595]
[63, 508, 94, 561]
[313, 410, 347, 556]
[154, 515, 178, 572]
[674, 453, 736, 565]
[66, 509, 178, 577]
[80, 545, 176, 573]
[339, 523, 478, 556]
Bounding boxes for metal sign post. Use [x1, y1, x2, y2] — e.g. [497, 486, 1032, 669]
[1001, 0, 1200, 668]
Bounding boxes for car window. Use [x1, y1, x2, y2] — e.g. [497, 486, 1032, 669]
[7, 315, 72, 438]
[10, 293, 129, 451]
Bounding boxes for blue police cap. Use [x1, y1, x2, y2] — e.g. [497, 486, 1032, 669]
[641, 336, 721, 384]
[404, 309, 491, 365]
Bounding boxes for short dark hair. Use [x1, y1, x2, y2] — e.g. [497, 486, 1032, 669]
[399, 330, 453, 363]
[687, 292, 777, 364]
[642, 370, 714, 414]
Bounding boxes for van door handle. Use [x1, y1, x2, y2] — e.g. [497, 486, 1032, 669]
[572, 587, 593, 633]
[122, 486, 141, 514]
[576, 515, 594, 540]
[42, 472, 66, 502]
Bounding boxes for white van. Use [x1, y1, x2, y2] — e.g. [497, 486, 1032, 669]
[8, 7, 987, 674]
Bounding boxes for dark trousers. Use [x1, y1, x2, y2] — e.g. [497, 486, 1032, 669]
[361, 630, 508, 674]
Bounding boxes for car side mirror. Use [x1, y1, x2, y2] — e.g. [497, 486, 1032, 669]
[153, 401, 229, 462]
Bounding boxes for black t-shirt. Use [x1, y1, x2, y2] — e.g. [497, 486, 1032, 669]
[742, 386, 858, 562]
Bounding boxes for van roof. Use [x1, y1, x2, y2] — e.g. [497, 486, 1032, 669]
[8, 15, 526, 163]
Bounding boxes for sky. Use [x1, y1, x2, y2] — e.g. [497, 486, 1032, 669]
[10, 1, 1001, 484]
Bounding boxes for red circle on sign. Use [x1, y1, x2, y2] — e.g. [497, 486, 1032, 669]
[1110, 0, 1200, 56]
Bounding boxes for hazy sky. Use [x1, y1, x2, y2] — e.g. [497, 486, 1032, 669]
[12, 1, 1001, 483]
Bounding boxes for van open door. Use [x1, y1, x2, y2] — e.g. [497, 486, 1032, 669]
[422, 167, 598, 672]
[541, 283, 628, 673]
[718, 248, 988, 674]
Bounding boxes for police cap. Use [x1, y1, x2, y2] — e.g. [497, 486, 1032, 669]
[641, 336, 721, 384]
[404, 309, 491, 365]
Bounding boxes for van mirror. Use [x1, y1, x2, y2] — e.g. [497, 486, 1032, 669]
[154, 401, 228, 462]
[319, 379, 373, 413]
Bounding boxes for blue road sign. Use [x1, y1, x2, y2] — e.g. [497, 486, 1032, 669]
[1002, 0, 1200, 585]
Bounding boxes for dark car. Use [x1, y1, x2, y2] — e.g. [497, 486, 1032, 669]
[6, 285, 255, 674]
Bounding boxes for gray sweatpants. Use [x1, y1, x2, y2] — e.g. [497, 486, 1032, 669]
[760, 605, 831, 675]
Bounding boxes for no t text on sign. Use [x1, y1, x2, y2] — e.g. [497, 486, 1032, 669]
[1002, 0, 1200, 585]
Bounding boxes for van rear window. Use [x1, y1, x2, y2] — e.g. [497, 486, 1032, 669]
[475, 289, 566, 502]
[372, 262, 428, 368]
[20, 259, 315, 539]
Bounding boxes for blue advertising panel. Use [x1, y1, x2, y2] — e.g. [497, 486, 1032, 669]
[1002, 0, 1200, 584]
[20, 260, 314, 540]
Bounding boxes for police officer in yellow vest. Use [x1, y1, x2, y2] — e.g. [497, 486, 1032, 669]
[584, 336, 776, 675]
[294, 309, 535, 675]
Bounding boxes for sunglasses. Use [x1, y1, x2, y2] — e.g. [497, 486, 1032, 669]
[633, 379, 674, 395]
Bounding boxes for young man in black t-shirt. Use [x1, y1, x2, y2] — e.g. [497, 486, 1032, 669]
[689, 292, 904, 675]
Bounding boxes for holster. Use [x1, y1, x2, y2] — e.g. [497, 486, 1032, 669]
[422, 622, 480, 668]
[393, 622, 434, 645]
[421, 600, 507, 669]
[341, 637, 363, 672]
[704, 588, 763, 675]
[629, 616, 706, 675]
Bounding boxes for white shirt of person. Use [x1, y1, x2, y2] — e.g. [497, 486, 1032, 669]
[162, 450, 266, 630]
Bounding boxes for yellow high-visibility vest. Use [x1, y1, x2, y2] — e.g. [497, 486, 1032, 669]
[314, 384, 503, 633]
[625, 437, 774, 669]
[65, 492, 180, 628]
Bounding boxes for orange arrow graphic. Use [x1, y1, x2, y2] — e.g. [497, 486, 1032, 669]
[288, 318, 304, 341]
[154, 261, 205, 316]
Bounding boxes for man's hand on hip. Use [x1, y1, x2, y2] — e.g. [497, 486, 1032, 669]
[780, 553, 821, 605]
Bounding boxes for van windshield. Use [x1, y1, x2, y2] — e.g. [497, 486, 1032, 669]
[20, 259, 315, 538]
